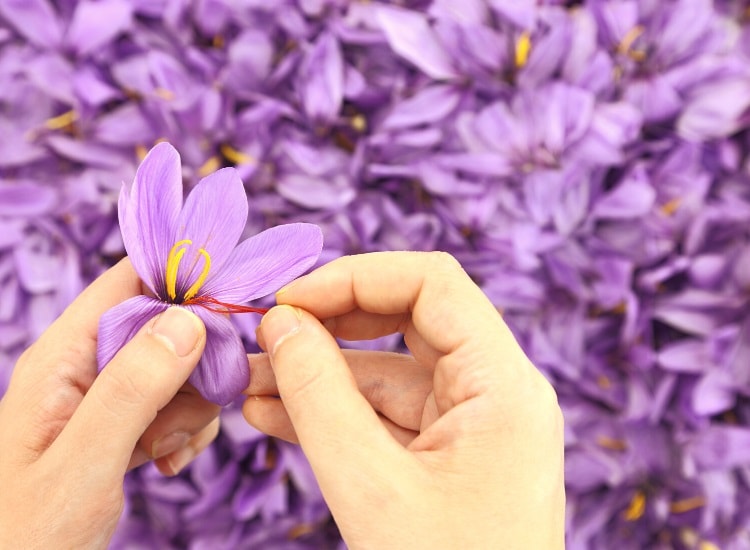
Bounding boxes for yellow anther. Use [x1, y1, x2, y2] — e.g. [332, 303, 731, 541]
[166, 240, 192, 300]
[154, 88, 175, 101]
[135, 144, 149, 162]
[623, 490, 646, 521]
[515, 31, 532, 68]
[596, 436, 627, 452]
[44, 109, 78, 130]
[165, 239, 211, 301]
[617, 25, 645, 56]
[670, 496, 706, 514]
[184, 248, 211, 301]
[660, 198, 680, 216]
[198, 156, 221, 177]
[220, 144, 254, 165]
[350, 114, 367, 132]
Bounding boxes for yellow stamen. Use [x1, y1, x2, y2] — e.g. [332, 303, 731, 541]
[213, 35, 225, 48]
[617, 25, 645, 56]
[350, 114, 367, 132]
[198, 156, 221, 177]
[220, 144, 254, 165]
[515, 31, 532, 68]
[166, 240, 192, 300]
[154, 88, 175, 101]
[623, 490, 646, 521]
[597, 374, 612, 389]
[596, 436, 627, 452]
[660, 198, 680, 216]
[184, 248, 211, 301]
[135, 144, 149, 162]
[670, 496, 705, 514]
[44, 110, 78, 130]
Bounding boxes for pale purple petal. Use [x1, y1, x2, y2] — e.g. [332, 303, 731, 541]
[176, 167, 247, 294]
[381, 85, 462, 130]
[96, 296, 168, 371]
[376, 5, 458, 80]
[65, 0, 133, 57]
[298, 32, 344, 122]
[203, 223, 323, 304]
[487, 0, 535, 28]
[677, 78, 750, 141]
[120, 142, 182, 295]
[0, 0, 63, 48]
[0, 182, 57, 216]
[187, 308, 248, 406]
[276, 173, 355, 209]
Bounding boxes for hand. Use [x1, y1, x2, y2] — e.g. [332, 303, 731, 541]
[0, 260, 221, 548]
[243, 252, 565, 549]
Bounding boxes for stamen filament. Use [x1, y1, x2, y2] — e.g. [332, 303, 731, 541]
[166, 240, 192, 300]
[184, 248, 211, 301]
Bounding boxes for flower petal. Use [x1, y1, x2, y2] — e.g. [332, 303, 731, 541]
[96, 295, 168, 371]
[187, 308, 248, 406]
[203, 223, 323, 304]
[120, 142, 182, 295]
[376, 5, 458, 80]
[175, 167, 248, 295]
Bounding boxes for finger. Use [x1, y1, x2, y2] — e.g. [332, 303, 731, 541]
[154, 416, 221, 476]
[275, 252, 509, 355]
[258, 305, 410, 503]
[276, 252, 533, 412]
[243, 395, 419, 447]
[127, 384, 221, 470]
[49, 307, 206, 478]
[1, 260, 143, 461]
[246, 350, 431, 431]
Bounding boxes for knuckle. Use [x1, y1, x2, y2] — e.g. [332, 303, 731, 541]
[427, 251, 463, 273]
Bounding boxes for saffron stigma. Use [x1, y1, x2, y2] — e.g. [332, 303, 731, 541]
[184, 295, 269, 315]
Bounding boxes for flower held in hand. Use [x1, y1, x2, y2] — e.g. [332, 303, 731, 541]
[97, 143, 323, 405]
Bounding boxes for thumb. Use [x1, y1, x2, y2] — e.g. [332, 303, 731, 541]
[259, 305, 402, 494]
[52, 306, 206, 475]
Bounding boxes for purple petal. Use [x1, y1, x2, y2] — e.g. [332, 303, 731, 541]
[65, 0, 133, 57]
[677, 78, 750, 141]
[376, 5, 458, 80]
[0, 0, 63, 48]
[487, 0, 535, 28]
[187, 308, 249, 406]
[204, 223, 323, 304]
[593, 165, 656, 219]
[276, 173, 355, 210]
[0, 182, 58, 216]
[120, 142, 182, 295]
[299, 32, 344, 122]
[96, 296, 168, 370]
[176, 167, 247, 294]
[381, 85, 462, 130]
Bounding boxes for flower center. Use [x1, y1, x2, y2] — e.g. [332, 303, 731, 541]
[165, 239, 211, 302]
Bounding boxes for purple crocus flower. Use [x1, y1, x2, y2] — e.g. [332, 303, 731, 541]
[96, 142, 323, 405]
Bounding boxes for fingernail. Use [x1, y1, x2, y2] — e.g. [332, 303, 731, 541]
[152, 431, 191, 458]
[260, 305, 302, 357]
[166, 445, 195, 476]
[151, 307, 203, 357]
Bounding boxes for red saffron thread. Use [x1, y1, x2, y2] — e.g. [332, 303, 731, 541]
[184, 295, 269, 315]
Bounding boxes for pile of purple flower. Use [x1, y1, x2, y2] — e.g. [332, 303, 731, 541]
[2, 0, 750, 547]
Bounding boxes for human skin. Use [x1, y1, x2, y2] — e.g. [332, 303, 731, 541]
[0, 260, 221, 548]
[243, 251, 565, 549]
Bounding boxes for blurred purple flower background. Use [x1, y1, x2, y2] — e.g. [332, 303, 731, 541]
[1, 0, 750, 548]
